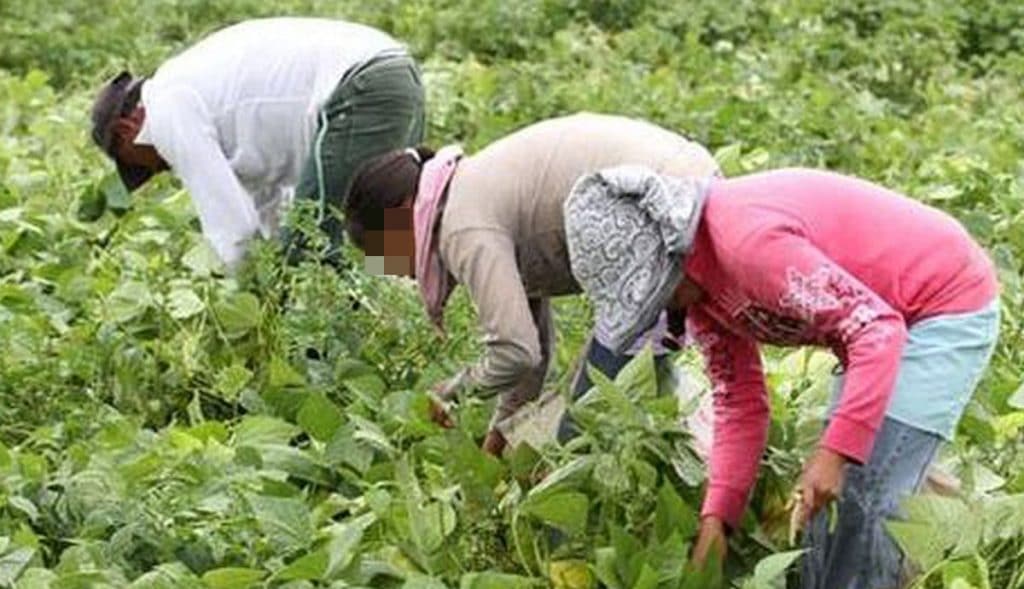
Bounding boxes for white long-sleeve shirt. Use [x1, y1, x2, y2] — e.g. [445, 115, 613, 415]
[134, 18, 402, 268]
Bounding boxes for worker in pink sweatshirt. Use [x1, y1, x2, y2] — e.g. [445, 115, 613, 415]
[564, 166, 999, 588]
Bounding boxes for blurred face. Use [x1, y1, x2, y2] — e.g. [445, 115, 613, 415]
[113, 107, 167, 171]
[364, 205, 416, 277]
[661, 277, 703, 349]
[670, 277, 705, 310]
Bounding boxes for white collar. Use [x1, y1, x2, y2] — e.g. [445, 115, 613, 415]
[133, 83, 155, 147]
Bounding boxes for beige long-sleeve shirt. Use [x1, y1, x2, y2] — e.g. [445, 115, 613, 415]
[437, 113, 719, 428]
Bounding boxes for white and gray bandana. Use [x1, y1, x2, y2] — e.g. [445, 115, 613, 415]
[565, 165, 710, 354]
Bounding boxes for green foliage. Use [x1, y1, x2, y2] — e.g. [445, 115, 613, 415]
[1, 0, 1023, 587]
[887, 494, 1024, 589]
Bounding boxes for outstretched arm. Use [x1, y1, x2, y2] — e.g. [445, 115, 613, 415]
[142, 85, 261, 270]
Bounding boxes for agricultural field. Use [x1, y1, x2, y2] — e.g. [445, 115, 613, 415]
[1, 0, 1023, 587]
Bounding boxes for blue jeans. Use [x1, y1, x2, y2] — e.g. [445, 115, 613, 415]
[802, 417, 941, 589]
[556, 337, 669, 442]
[803, 302, 998, 588]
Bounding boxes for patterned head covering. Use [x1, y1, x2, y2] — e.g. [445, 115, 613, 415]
[565, 165, 710, 354]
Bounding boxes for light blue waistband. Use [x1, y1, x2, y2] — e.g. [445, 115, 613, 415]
[832, 299, 1000, 440]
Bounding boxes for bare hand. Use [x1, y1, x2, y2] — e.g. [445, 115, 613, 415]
[428, 398, 454, 428]
[691, 516, 727, 569]
[482, 429, 508, 456]
[798, 446, 848, 523]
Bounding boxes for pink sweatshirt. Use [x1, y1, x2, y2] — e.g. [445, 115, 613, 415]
[685, 168, 998, 528]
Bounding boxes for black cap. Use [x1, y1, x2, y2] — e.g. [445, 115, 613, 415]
[91, 71, 153, 192]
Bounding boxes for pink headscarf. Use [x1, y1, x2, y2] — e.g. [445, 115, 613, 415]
[413, 145, 463, 329]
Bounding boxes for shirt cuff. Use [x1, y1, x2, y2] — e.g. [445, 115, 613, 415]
[434, 370, 471, 403]
[821, 414, 877, 464]
[700, 485, 749, 530]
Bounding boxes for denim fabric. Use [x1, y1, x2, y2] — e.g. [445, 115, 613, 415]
[804, 301, 999, 587]
[556, 336, 670, 442]
[802, 417, 941, 589]
[290, 52, 425, 263]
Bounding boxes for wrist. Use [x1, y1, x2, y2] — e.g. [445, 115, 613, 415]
[815, 445, 851, 466]
[700, 515, 727, 533]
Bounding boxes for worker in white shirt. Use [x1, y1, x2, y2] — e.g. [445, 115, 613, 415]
[90, 17, 425, 270]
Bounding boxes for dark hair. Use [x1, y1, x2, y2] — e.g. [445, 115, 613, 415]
[663, 307, 687, 351]
[345, 146, 435, 250]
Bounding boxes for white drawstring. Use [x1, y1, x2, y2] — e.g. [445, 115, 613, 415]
[314, 109, 331, 224]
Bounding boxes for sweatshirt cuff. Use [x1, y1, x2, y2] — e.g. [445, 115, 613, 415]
[700, 485, 749, 530]
[821, 414, 877, 464]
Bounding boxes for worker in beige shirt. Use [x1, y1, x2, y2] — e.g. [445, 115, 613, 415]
[344, 113, 720, 454]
